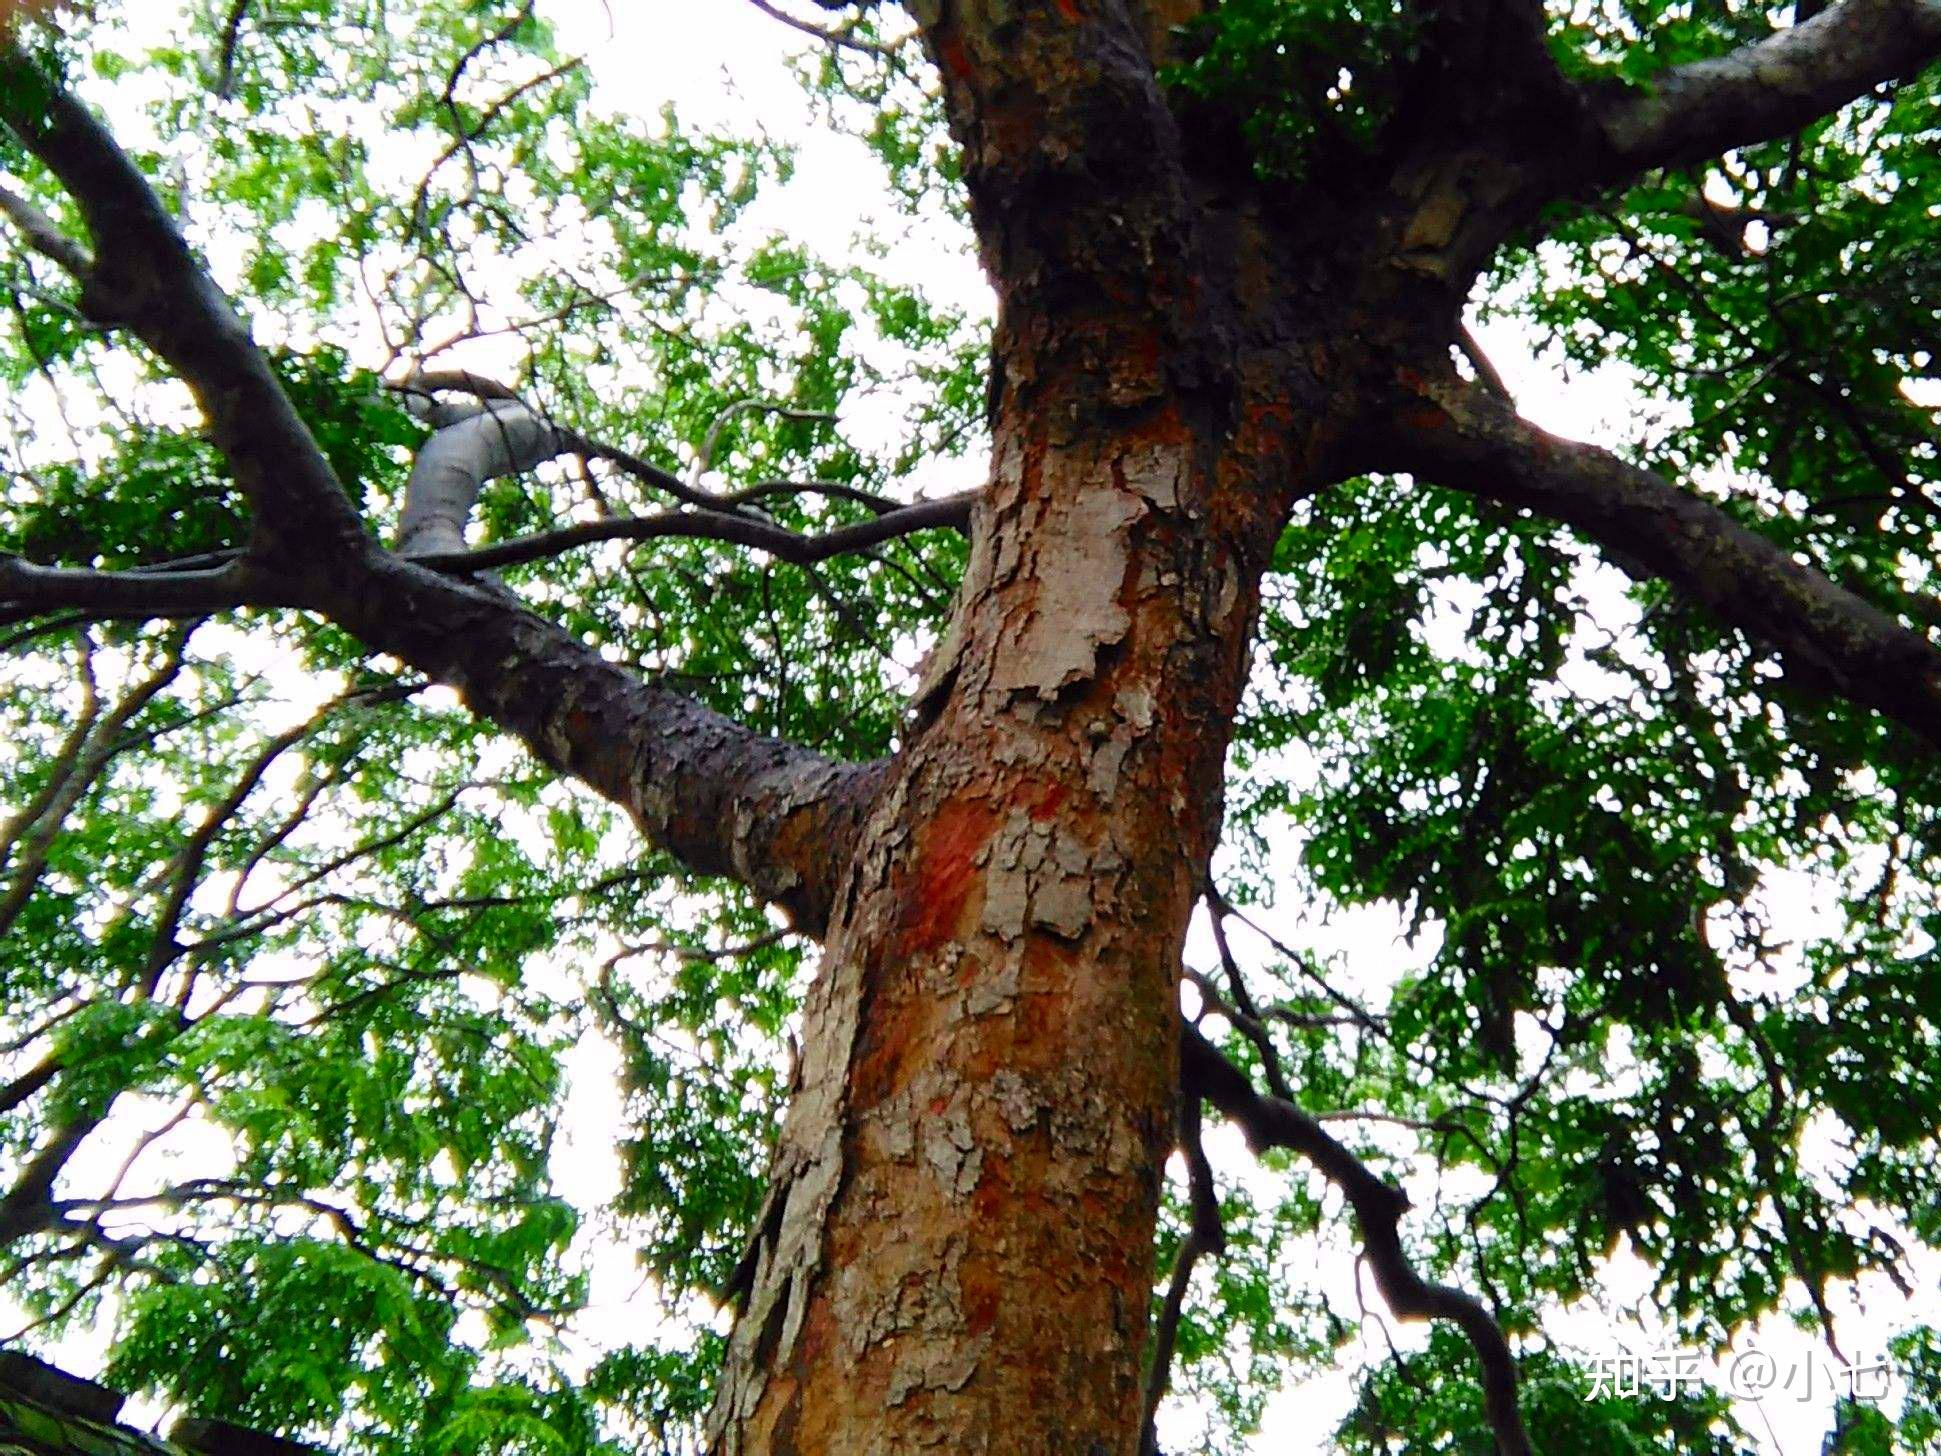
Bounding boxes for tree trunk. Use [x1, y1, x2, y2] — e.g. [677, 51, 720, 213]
[707, 257, 1316, 1449]
[699, 11, 1356, 1445]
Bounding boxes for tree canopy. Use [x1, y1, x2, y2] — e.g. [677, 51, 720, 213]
[1, 1, 1940, 1453]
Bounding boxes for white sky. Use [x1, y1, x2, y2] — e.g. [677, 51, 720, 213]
[5, 3, 1937, 1454]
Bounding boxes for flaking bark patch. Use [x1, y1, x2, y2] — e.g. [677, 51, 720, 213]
[990, 489, 1144, 698]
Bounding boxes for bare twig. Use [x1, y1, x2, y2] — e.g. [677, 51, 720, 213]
[1181, 1025, 1534, 1456]
[690, 397, 840, 489]
[1139, 1093, 1224, 1456]
[211, 0, 252, 99]
[744, 0, 899, 56]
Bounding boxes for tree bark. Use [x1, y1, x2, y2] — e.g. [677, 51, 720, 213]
[709, 386, 1297, 1456]
[701, 11, 1338, 1444]
[704, 18, 1335, 1424]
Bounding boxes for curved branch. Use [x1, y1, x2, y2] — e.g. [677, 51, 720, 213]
[1593, 0, 1941, 176]
[1380, 368, 1941, 750]
[396, 397, 575, 556]
[1180, 1025, 1534, 1456]
[389, 376, 973, 572]
[0, 46, 370, 563]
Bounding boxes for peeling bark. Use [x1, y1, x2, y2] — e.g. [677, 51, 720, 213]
[706, 92, 1316, 1429]
[710, 409, 1289, 1454]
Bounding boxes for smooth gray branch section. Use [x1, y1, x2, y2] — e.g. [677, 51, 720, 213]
[397, 398, 571, 556]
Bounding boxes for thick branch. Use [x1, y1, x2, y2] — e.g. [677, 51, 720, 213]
[1594, 0, 1941, 175]
[0, 179, 89, 275]
[0, 558, 885, 936]
[310, 555, 883, 937]
[0, 46, 369, 561]
[0, 554, 248, 624]
[1181, 1025, 1533, 1456]
[0, 530, 894, 936]
[1382, 370, 1941, 750]
[0, 1116, 97, 1246]
[396, 398, 575, 556]
[915, 0, 1197, 332]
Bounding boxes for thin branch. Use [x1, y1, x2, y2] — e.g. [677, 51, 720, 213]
[211, 0, 252, 99]
[408, 491, 976, 573]
[1181, 1025, 1534, 1456]
[1139, 1093, 1224, 1456]
[691, 397, 839, 488]
[744, 0, 899, 56]
[1, 629, 194, 943]
[716, 478, 915, 515]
